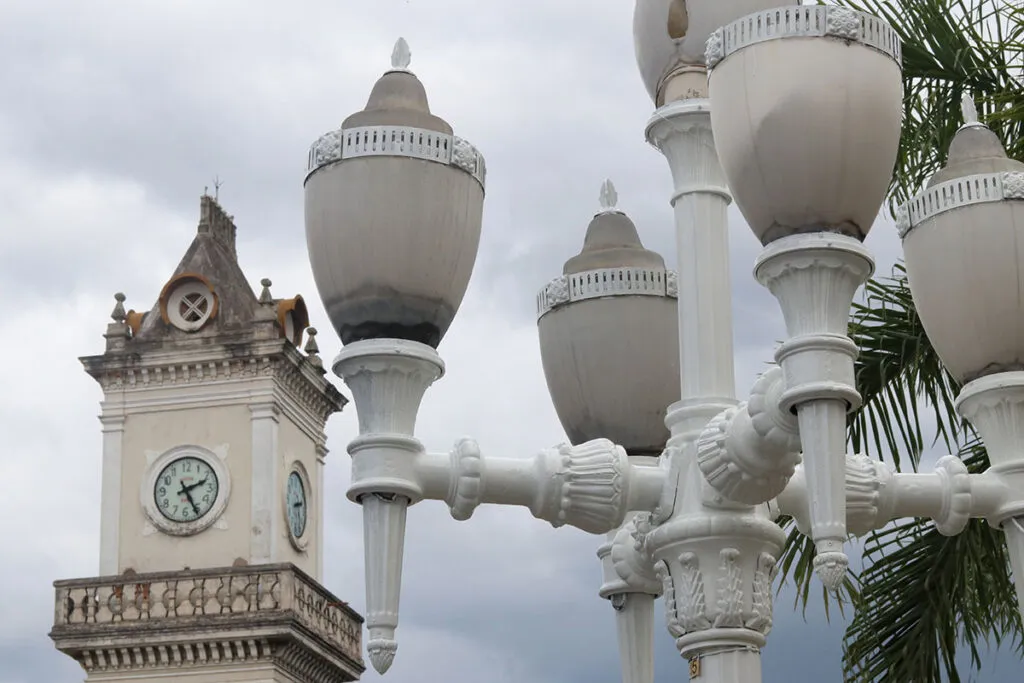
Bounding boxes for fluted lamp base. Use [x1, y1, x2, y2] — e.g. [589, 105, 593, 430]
[755, 232, 874, 589]
[333, 339, 444, 675]
[957, 372, 1024, 613]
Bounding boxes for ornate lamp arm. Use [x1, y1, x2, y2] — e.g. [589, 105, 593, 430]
[334, 338, 670, 674]
[435, 438, 668, 532]
[772, 454, 1009, 537]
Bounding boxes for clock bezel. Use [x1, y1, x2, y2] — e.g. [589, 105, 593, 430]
[284, 461, 311, 551]
[141, 445, 231, 537]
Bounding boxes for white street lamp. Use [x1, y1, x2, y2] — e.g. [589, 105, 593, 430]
[538, 180, 680, 458]
[537, 181, 679, 683]
[898, 97, 1024, 608]
[303, 5, 1024, 683]
[706, 3, 903, 588]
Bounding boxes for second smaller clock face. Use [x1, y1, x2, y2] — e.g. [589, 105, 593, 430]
[153, 456, 220, 524]
[286, 471, 308, 539]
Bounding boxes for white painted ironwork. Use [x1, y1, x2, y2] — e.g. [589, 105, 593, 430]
[536, 267, 677, 320]
[706, 6, 902, 70]
[897, 171, 1024, 237]
[295, 15, 1024, 683]
[306, 126, 486, 189]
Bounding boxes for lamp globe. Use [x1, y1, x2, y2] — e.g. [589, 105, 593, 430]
[633, 0, 782, 106]
[537, 181, 680, 456]
[900, 98, 1024, 384]
[304, 38, 486, 349]
[707, 6, 903, 244]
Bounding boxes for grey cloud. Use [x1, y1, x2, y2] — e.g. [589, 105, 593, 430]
[1, 0, 1010, 682]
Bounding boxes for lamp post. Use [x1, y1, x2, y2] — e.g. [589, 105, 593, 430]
[303, 5, 1024, 683]
[538, 180, 679, 683]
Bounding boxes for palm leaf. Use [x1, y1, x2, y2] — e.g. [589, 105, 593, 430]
[836, 0, 1024, 213]
[848, 263, 962, 469]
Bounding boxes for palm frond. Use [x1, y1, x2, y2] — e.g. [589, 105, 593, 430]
[847, 263, 962, 470]
[836, 0, 1024, 213]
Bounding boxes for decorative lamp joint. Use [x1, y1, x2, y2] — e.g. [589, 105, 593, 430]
[696, 367, 802, 506]
[447, 437, 484, 521]
[604, 514, 661, 597]
[933, 455, 972, 536]
[545, 440, 630, 534]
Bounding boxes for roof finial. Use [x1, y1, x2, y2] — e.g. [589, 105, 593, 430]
[259, 278, 274, 305]
[391, 38, 412, 71]
[304, 327, 325, 373]
[599, 179, 619, 213]
[111, 292, 127, 323]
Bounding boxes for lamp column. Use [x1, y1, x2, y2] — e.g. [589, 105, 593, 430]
[304, 39, 487, 674]
[647, 98, 737, 439]
[537, 183, 680, 683]
[644, 85, 784, 683]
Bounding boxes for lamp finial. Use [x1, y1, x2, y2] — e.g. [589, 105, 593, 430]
[599, 179, 618, 213]
[961, 93, 979, 126]
[391, 38, 411, 71]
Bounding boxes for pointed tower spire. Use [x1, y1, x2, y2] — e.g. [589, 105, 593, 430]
[197, 194, 238, 260]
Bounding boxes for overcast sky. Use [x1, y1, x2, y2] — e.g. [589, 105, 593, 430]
[0, 1, 1018, 681]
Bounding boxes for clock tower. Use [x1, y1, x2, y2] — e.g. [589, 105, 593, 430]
[49, 195, 364, 683]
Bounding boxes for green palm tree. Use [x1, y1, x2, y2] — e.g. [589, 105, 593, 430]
[776, 1, 1024, 680]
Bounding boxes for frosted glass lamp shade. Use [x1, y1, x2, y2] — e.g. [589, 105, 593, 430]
[707, 6, 903, 245]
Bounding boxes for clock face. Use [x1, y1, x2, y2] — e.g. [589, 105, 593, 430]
[153, 456, 220, 523]
[286, 471, 308, 539]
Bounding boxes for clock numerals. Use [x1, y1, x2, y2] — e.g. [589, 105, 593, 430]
[153, 456, 220, 524]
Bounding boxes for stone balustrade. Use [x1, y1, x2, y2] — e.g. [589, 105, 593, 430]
[50, 563, 363, 682]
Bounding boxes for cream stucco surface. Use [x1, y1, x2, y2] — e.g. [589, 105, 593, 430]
[119, 404, 253, 574]
[278, 414, 322, 577]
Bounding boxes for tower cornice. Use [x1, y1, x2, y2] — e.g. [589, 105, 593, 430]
[82, 338, 346, 429]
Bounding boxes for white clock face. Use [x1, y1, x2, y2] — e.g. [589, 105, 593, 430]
[286, 471, 308, 539]
[153, 456, 220, 523]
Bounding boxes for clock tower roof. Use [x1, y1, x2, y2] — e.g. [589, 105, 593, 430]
[82, 192, 346, 416]
[123, 194, 276, 346]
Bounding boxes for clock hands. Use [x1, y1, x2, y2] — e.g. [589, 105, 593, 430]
[177, 483, 200, 515]
[177, 477, 208, 516]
